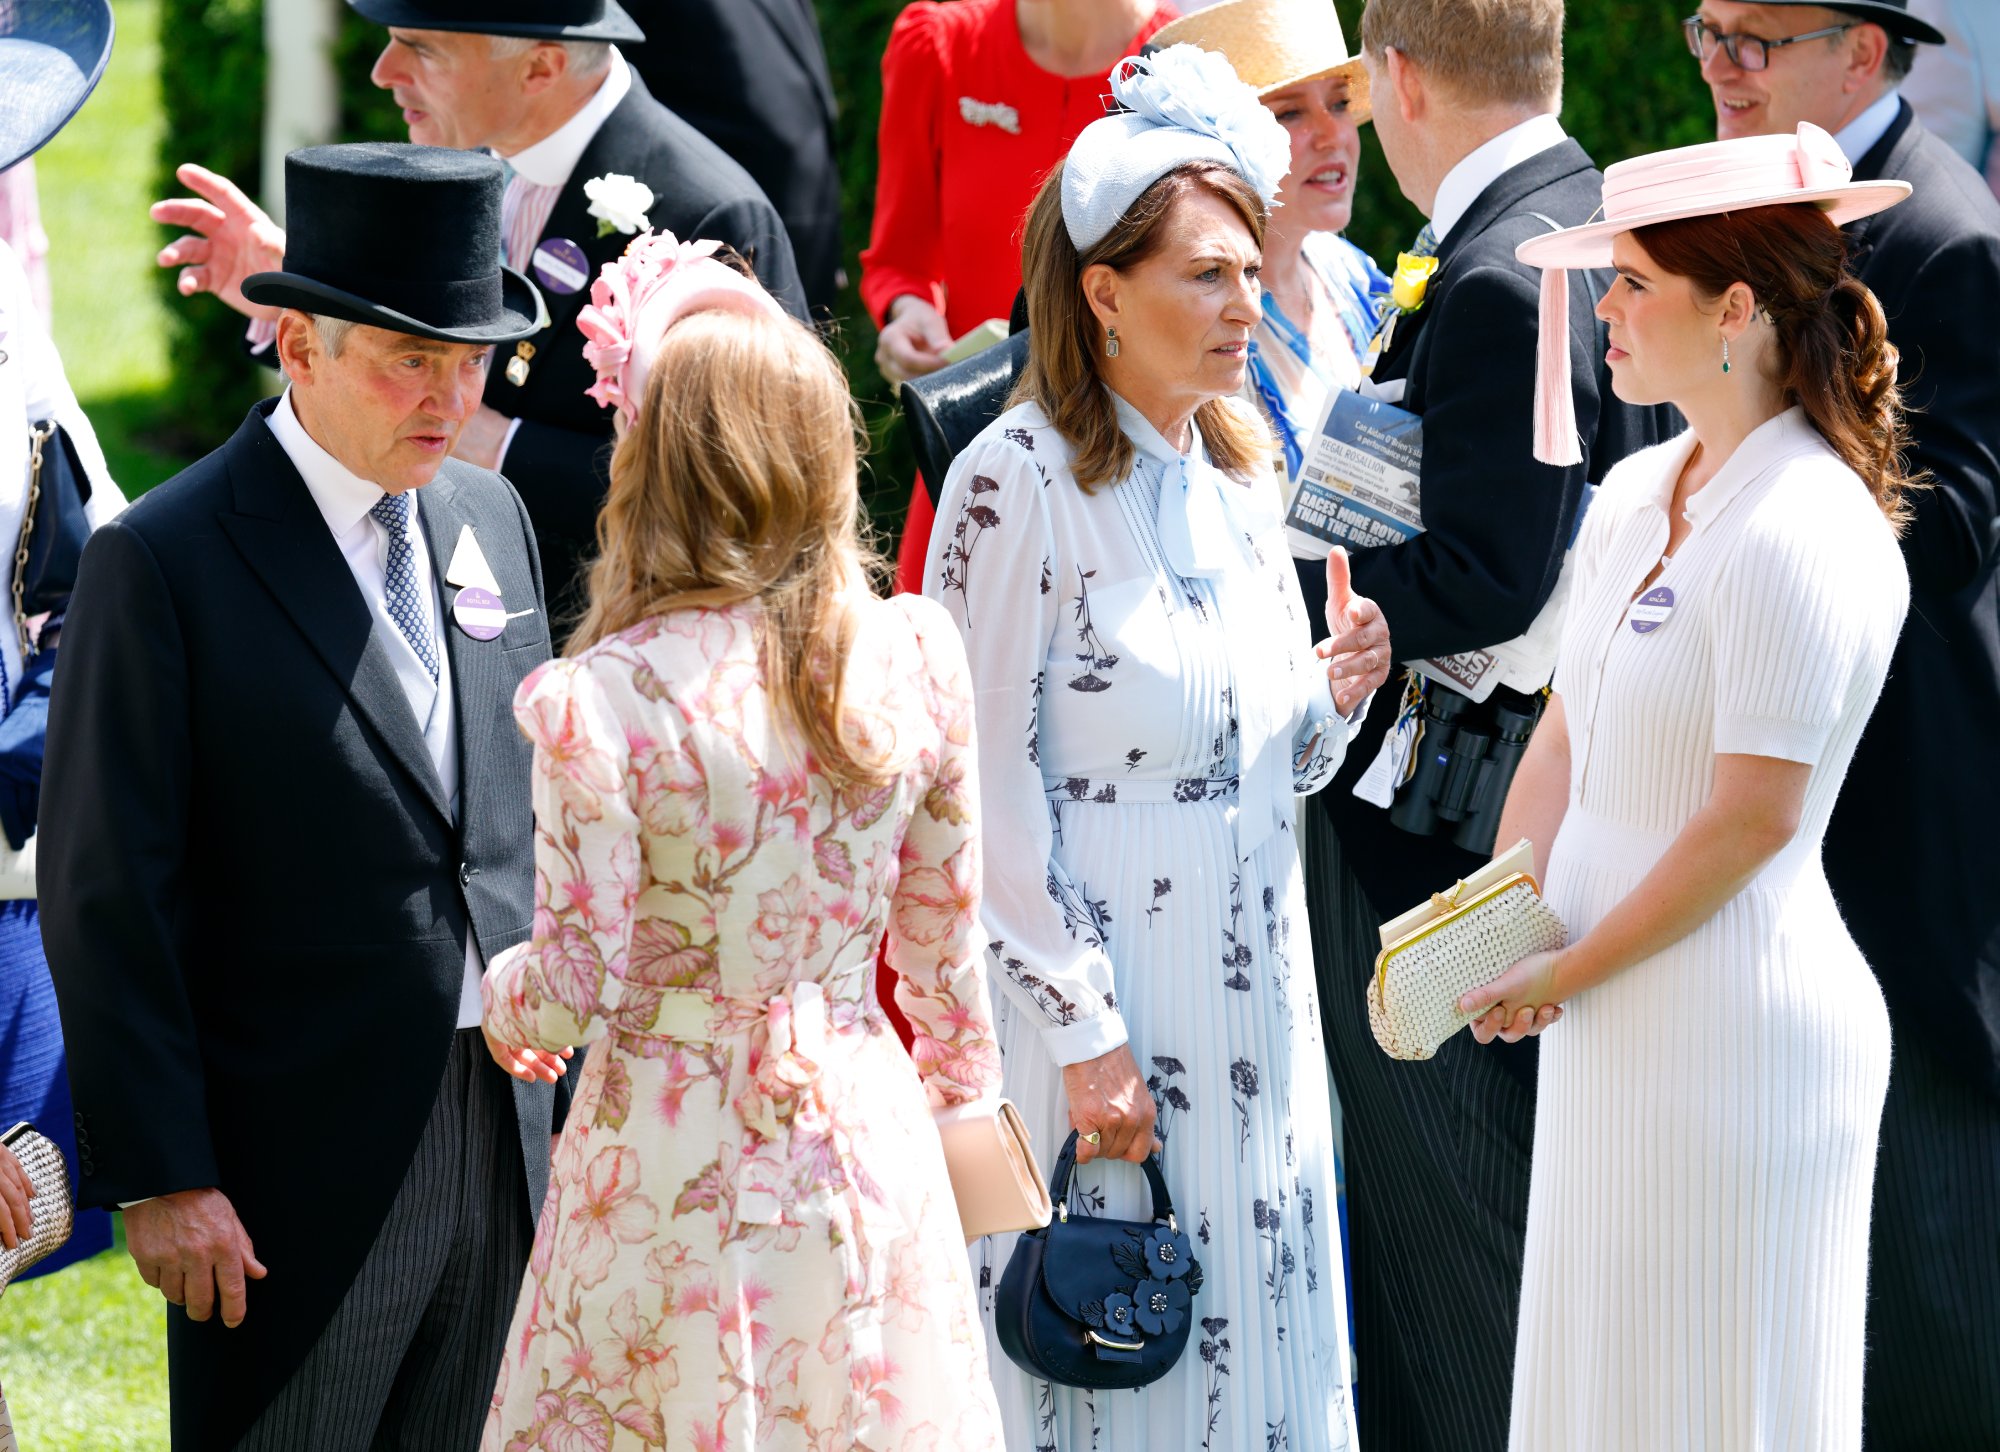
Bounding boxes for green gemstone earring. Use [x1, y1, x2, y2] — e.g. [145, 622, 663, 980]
[1722, 337, 1732, 374]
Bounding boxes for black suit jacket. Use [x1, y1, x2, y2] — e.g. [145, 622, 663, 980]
[624, 0, 842, 313]
[1825, 102, 2000, 1099]
[41, 401, 557, 1451]
[1308, 139, 1674, 929]
[493, 70, 806, 622]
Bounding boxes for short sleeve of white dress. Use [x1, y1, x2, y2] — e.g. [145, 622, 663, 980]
[1708, 474, 1909, 766]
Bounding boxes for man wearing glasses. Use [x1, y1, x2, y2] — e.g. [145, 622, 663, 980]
[1690, 6, 2000, 1448]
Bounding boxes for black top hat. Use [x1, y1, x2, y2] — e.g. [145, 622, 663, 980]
[242, 144, 546, 345]
[347, 0, 644, 43]
[1749, 1, 1945, 45]
[0, 0, 115, 175]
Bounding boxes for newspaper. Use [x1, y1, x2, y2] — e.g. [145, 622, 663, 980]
[1284, 387, 1570, 704]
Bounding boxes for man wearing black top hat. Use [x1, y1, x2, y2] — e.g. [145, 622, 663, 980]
[1689, 3, 2000, 1445]
[45, 144, 568, 1451]
[154, 0, 805, 617]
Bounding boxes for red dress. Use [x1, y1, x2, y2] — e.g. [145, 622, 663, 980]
[862, 0, 1177, 596]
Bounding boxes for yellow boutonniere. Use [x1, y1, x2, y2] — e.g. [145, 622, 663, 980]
[1389, 252, 1440, 313]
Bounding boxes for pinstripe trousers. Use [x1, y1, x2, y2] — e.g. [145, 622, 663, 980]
[1862, 1028, 2000, 1450]
[1304, 818, 1533, 1452]
[235, 1029, 533, 1452]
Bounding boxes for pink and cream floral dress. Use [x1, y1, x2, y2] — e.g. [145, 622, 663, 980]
[479, 594, 1006, 1452]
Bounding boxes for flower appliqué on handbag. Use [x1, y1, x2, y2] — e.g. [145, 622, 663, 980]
[959, 97, 1022, 135]
[1080, 1224, 1202, 1346]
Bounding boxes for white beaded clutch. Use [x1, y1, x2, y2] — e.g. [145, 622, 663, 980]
[0, 1122, 74, 1295]
[1367, 840, 1567, 1061]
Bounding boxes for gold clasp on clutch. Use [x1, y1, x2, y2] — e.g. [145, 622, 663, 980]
[1430, 880, 1469, 915]
[1086, 1329, 1147, 1352]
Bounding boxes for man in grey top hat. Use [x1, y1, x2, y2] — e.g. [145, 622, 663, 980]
[152, 0, 805, 617]
[45, 143, 569, 1452]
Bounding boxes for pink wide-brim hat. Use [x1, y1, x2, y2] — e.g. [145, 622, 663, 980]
[1516, 123, 1911, 466]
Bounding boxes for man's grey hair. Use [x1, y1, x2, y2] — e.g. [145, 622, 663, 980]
[309, 313, 356, 358]
[489, 35, 613, 78]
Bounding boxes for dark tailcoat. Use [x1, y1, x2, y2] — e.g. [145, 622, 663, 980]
[1828, 100, 2000, 1100]
[1297, 140, 1673, 1452]
[1306, 139, 1674, 929]
[624, 0, 842, 313]
[1830, 102, 2000, 1449]
[40, 401, 557, 1451]
[491, 70, 806, 620]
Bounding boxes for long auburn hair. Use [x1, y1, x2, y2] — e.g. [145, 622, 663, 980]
[566, 308, 893, 789]
[1632, 204, 1924, 532]
[1013, 159, 1276, 491]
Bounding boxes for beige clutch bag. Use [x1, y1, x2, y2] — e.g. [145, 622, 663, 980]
[1367, 839, 1568, 1061]
[934, 1099, 1052, 1243]
[0, 1122, 75, 1295]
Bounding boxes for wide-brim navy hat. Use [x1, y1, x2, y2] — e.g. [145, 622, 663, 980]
[0, 0, 115, 175]
[243, 144, 546, 346]
[1745, 0, 1945, 45]
[347, 0, 644, 43]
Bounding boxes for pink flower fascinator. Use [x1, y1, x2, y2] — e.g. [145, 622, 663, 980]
[576, 230, 788, 426]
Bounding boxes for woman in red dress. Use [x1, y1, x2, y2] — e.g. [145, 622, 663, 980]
[862, 0, 1177, 595]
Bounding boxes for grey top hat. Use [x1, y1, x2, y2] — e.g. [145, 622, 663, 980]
[347, 0, 644, 43]
[1740, 1, 1945, 46]
[242, 143, 546, 345]
[0, 0, 115, 175]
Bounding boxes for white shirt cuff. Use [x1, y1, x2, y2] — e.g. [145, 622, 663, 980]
[1039, 1009, 1129, 1067]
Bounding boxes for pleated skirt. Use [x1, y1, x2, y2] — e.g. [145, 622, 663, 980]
[978, 792, 1358, 1452]
[1511, 812, 1890, 1451]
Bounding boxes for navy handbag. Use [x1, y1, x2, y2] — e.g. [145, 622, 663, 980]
[994, 1130, 1203, 1390]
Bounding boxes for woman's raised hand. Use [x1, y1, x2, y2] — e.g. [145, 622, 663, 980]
[1062, 1044, 1160, 1165]
[1320, 546, 1392, 715]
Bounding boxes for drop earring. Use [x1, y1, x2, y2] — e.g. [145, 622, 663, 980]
[1105, 326, 1120, 359]
[1722, 336, 1732, 375]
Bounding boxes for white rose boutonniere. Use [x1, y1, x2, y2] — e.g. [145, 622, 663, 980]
[583, 173, 654, 238]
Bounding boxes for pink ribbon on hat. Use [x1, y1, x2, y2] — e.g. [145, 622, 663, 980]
[576, 230, 787, 427]
[1530, 123, 1856, 467]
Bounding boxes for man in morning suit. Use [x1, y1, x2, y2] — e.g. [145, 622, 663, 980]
[1296, 2, 1671, 1447]
[1690, 3, 2000, 1443]
[43, 145, 569, 1452]
[623, 0, 843, 313]
[152, 0, 805, 617]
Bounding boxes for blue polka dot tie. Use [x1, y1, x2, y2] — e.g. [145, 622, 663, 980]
[368, 492, 439, 683]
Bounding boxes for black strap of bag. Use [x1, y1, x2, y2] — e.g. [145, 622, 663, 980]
[993, 1130, 1204, 1390]
[16, 419, 92, 662]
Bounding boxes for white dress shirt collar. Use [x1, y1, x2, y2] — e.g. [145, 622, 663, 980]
[498, 46, 632, 188]
[1835, 89, 1903, 167]
[268, 388, 385, 533]
[1430, 112, 1570, 244]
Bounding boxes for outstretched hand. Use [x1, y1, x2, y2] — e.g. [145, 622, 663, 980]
[152, 163, 287, 323]
[1318, 546, 1391, 715]
[1459, 948, 1567, 1045]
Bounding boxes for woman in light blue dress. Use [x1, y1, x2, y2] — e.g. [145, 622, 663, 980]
[925, 46, 1392, 1452]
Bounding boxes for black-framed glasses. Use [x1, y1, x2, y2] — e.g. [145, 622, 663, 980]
[1683, 14, 1860, 71]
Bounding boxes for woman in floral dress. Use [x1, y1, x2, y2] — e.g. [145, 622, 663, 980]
[479, 238, 1006, 1452]
[925, 50, 1391, 1452]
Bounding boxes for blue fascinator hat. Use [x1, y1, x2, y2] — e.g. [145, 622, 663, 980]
[1061, 43, 1291, 252]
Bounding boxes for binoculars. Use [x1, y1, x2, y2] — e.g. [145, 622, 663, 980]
[1388, 683, 1545, 857]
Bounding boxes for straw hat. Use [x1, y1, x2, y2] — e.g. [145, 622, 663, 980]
[1517, 123, 1911, 467]
[1152, 0, 1371, 124]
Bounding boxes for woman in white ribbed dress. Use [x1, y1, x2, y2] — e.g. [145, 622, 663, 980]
[926, 48, 1392, 1452]
[1460, 129, 1922, 1450]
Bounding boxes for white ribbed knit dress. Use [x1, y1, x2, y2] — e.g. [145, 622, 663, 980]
[1512, 410, 1909, 1451]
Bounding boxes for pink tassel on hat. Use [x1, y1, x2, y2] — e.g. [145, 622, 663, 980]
[1532, 264, 1583, 467]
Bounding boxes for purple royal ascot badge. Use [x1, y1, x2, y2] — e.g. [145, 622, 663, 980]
[531, 238, 591, 297]
[1629, 585, 1676, 635]
[452, 586, 507, 641]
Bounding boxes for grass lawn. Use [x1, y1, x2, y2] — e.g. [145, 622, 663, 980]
[37, 0, 198, 498]
[4, 1223, 169, 1450]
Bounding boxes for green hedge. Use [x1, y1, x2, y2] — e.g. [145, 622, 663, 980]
[157, 1, 1712, 534]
